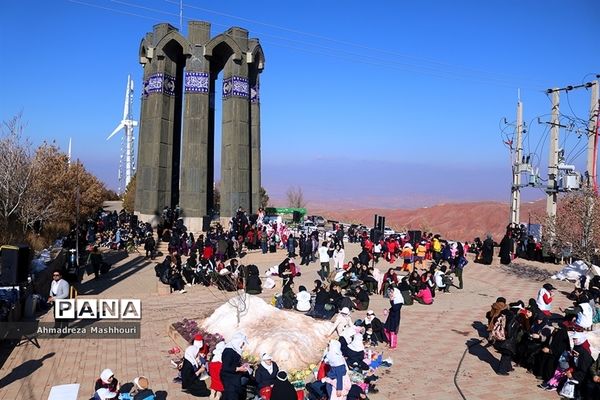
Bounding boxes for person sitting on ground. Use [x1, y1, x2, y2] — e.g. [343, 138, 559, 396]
[244, 264, 262, 295]
[381, 268, 398, 297]
[92, 388, 118, 400]
[563, 295, 594, 331]
[486, 297, 507, 334]
[311, 280, 329, 319]
[352, 284, 370, 311]
[296, 285, 312, 312]
[358, 264, 378, 294]
[516, 312, 551, 370]
[130, 376, 156, 400]
[536, 283, 556, 317]
[95, 369, 119, 393]
[278, 258, 294, 287]
[361, 310, 386, 344]
[254, 353, 280, 398]
[413, 282, 433, 305]
[328, 307, 353, 337]
[270, 370, 297, 400]
[181, 345, 211, 397]
[168, 260, 187, 294]
[587, 353, 600, 400]
[398, 277, 413, 305]
[434, 265, 451, 293]
[538, 333, 594, 393]
[346, 328, 369, 371]
[280, 279, 296, 309]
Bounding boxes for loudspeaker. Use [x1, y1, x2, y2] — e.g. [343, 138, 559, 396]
[0, 245, 30, 285]
[292, 211, 301, 223]
[377, 216, 386, 232]
[202, 216, 211, 232]
[370, 229, 382, 243]
[130, 214, 138, 227]
[407, 230, 422, 245]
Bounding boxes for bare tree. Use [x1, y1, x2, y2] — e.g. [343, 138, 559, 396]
[544, 187, 600, 264]
[286, 186, 306, 208]
[0, 114, 33, 224]
[259, 186, 270, 208]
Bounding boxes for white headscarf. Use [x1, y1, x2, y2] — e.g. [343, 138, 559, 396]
[184, 345, 200, 368]
[391, 287, 404, 305]
[340, 327, 355, 344]
[260, 352, 274, 374]
[211, 341, 226, 363]
[95, 388, 117, 400]
[100, 369, 114, 384]
[226, 332, 248, 355]
[348, 332, 365, 352]
[364, 310, 375, 324]
[325, 339, 345, 367]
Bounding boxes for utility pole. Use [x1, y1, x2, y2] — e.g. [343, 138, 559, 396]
[510, 96, 523, 225]
[587, 80, 599, 191]
[546, 89, 560, 226]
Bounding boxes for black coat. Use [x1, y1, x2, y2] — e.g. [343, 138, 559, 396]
[180, 359, 209, 396]
[271, 378, 297, 400]
[499, 235, 513, 265]
[254, 362, 279, 389]
[383, 302, 402, 333]
[482, 238, 494, 264]
[245, 275, 262, 294]
[133, 388, 156, 400]
[220, 348, 243, 392]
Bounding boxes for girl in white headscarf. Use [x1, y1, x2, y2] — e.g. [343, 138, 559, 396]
[94, 368, 119, 393]
[346, 329, 369, 371]
[221, 332, 250, 399]
[209, 341, 226, 399]
[255, 352, 280, 393]
[339, 326, 355, 357]
[181, 345, 211, 396]
[383, 287, 403, 349]
[322, 340, 351, 400]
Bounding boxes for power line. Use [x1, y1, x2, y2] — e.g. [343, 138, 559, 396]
[69, 0, 544, 90]
[170, 0, 548, 87]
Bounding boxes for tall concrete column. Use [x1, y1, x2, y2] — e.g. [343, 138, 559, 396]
[180, 21, 212, 232]
[249, 68, 261, 213]
[135, 23, 187, 223]
[221, 29, 250, 218]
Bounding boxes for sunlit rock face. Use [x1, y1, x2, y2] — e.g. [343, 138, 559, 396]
[201, 295, 333, 370]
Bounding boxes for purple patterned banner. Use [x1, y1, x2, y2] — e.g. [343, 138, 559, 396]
[232, 76, 248, 97]
[250, 82, 259, 103]
[222, 77, 233, 98]
[223, 76, 249, 99]
[145, 73, 163, 95]
[163, 73, 176, 96]
[185, 71, 209, 93]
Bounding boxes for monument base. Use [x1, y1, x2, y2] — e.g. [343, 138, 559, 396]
[135, 212, 161, 228]
[181, 216, 205, 234]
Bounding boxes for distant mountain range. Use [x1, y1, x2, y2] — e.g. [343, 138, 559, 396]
[299, 199, 546, 242]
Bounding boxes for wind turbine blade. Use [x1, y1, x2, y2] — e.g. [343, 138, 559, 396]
[123, 75, 130, 120]
[106, 122, 125, 140]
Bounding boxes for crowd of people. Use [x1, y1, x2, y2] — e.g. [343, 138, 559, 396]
[69, 206, 600, 400]
[485, 277, 600, 399]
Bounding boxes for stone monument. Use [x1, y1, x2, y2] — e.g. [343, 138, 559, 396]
[134, 21, 264, 231]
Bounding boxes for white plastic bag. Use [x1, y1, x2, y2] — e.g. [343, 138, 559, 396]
[558, 379, 576, 399]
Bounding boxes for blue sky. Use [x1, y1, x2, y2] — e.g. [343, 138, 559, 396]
[1, 0, 599, 207]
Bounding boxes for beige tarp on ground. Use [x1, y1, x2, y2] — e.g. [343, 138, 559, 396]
[201, 295, 334, 370]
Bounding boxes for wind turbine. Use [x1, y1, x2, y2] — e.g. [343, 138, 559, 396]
[107, 75, 138, 192]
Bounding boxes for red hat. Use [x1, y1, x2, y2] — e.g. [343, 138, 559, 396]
[194, 334, 203, 341]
